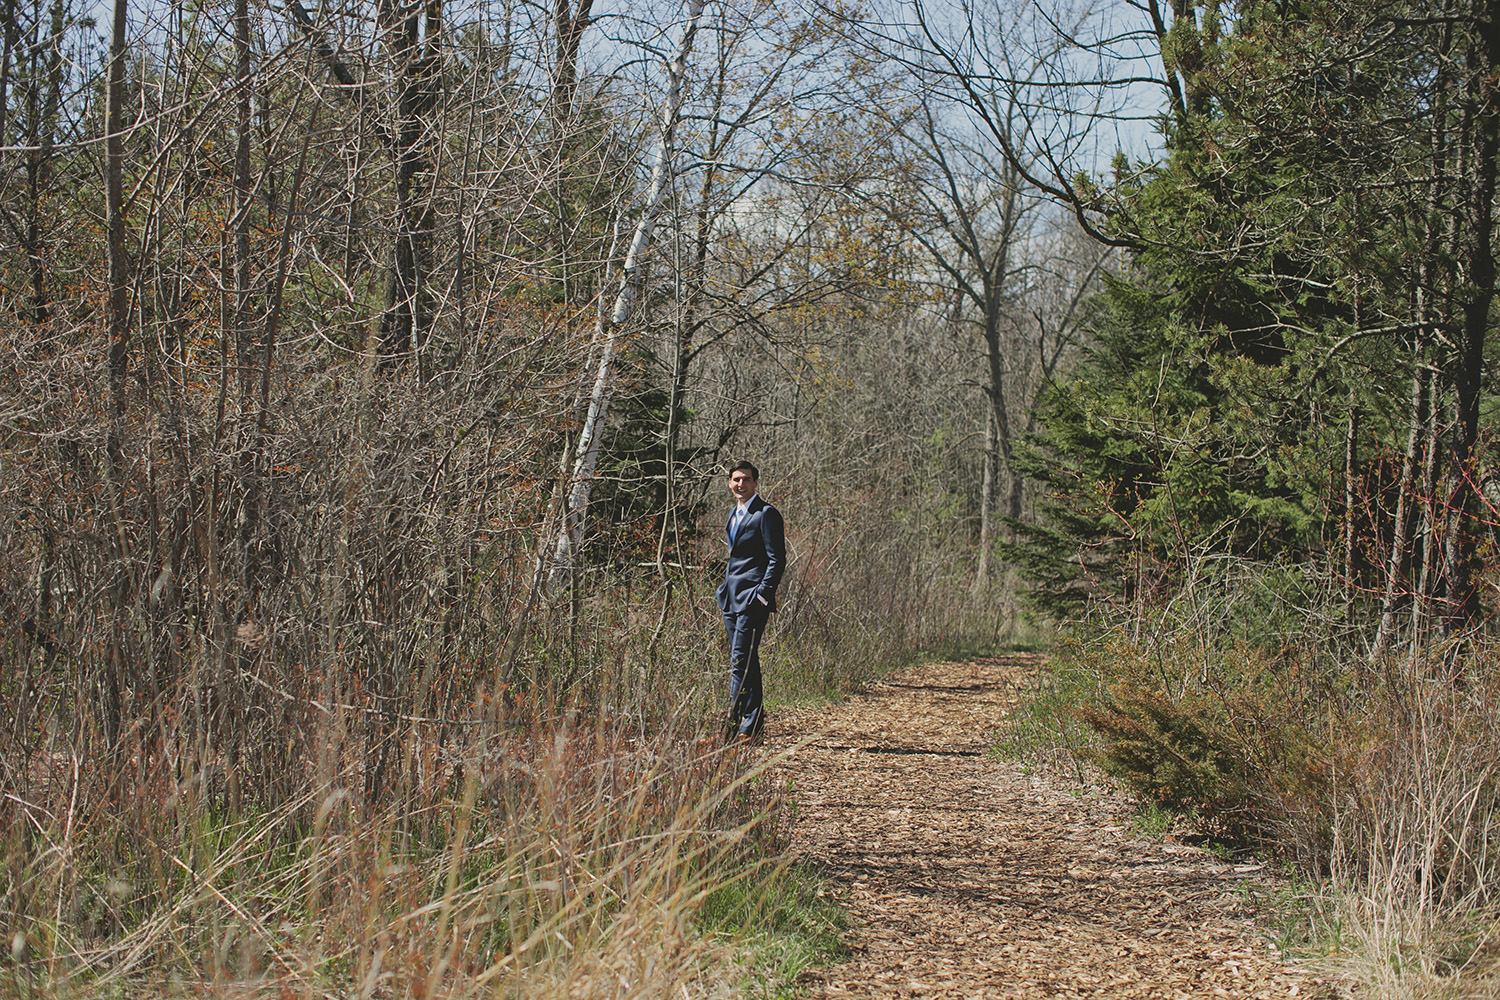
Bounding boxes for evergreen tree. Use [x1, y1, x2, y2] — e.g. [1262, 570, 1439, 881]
[1007, 0, 1500, 647]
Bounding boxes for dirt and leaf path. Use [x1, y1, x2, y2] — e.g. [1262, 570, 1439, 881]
[771, 654, 1330, 999]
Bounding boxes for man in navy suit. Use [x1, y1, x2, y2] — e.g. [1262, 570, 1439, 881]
[715, 460, 785, 742]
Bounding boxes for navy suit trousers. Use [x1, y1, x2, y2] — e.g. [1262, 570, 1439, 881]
[722, 600, 770, 739]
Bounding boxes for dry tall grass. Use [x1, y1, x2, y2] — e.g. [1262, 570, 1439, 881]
[1010, 615, 1500, 997]
[1320, 660, 1500, 999]
[0, 294, 1003, 998]
[4, 696, 806, 999]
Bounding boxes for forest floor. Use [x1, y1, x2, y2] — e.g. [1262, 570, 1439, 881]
[770, 654, 1332, 1000]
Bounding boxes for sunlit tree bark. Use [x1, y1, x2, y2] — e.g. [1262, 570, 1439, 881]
[542, 0, 707, 594]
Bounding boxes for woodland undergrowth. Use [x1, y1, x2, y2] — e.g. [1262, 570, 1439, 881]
[0, 324, 1000, 998]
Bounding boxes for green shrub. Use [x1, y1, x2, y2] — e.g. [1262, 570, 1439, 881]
[1079, 681, 1247, 831]
[1044, 629, 1339, 855]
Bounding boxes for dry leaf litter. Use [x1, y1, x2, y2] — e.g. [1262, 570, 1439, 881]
[771, 654, 1329, 1000]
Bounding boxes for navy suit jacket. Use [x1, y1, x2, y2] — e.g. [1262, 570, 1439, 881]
[716, 495, 786, 614]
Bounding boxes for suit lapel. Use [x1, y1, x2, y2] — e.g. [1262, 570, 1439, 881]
[728, 496, 765, 549]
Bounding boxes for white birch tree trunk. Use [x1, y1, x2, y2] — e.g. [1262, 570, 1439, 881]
[542, 0, 708, 595]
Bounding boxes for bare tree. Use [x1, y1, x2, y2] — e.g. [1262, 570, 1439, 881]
[541, 0, 707, 594]
[830, 1, 1114, 586]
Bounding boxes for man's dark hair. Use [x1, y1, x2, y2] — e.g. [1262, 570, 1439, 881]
[728, 459, 759, 480]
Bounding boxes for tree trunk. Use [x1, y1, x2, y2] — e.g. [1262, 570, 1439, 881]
[1410, 368, 1442, 651]
[103, 0, 130, 759]
[377, 1, 439, 362]
[1370, 367, 1424, 661]
[975, 407, 997, 590]
[1342, 395, 1358, 621]
[1439, 0, 1500, 658]
[233, 0, 254, 391]
[551, 0, 593, 121]
[13, 0, 64, 321]
[106, 0, 130, 453]
[978, 170, 1022, 581]
[981, 309, 1017, 532]
[232, 0, 263, 604]
[0, 0, 16, 157]
[543, 0, 708, 594]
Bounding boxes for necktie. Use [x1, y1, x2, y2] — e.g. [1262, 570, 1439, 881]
[731, 506, 745, 542]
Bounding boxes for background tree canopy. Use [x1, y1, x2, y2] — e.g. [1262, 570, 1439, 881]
[1003, 0, 1500, 659]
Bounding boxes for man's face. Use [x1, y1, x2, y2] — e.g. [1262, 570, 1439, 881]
[728, 469, 758, 504]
